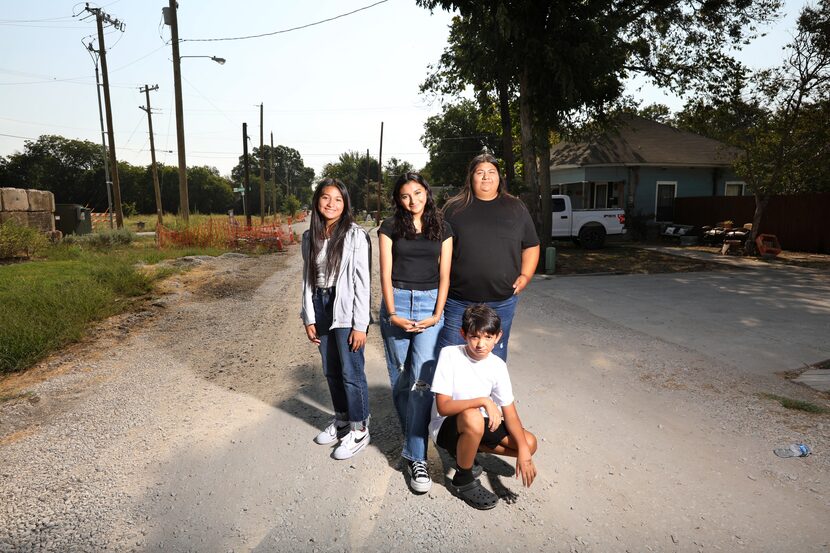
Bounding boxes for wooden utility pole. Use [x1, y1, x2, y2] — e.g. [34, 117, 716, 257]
[376, 122, 384, 226]
[270, 132, 276, 216]
[139, 85, 163, 227]
[167, 0, 189, 223]
[365, 148, 370, 213]
[259, 103, 265, 224]
[87, 5, 125, 228]
[242, 123, 251, 226]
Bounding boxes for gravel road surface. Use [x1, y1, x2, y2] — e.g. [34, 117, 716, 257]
[1, 236, 828, 552]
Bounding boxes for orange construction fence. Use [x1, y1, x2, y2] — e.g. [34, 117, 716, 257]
[156, 216, 298, 251]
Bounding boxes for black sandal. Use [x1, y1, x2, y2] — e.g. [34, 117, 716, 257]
[451, 479, 499, 510]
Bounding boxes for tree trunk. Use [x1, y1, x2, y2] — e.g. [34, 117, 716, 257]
[745, 192, 769, 256]
[497, 76, 515, 191]
[519, 65, 538, 225]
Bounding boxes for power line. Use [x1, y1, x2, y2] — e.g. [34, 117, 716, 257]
[182, 0, 389, 43]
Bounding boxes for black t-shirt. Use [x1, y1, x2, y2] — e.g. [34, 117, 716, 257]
[378, 218, 454, 291]
[444, 195, 539, 302]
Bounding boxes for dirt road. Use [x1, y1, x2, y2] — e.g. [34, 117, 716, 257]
[1, 236, 828, 552]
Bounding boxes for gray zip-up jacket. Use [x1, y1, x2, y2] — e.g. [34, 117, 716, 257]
[301, 223, 371, 332]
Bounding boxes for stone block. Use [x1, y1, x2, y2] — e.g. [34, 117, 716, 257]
[26, 189, 54, 212]
[0, 188, 29, 212]
[0, 211, 29, 226]
[27, 211, 55, 232]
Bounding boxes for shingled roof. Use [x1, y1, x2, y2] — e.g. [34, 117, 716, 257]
[550, 114, 742, 168]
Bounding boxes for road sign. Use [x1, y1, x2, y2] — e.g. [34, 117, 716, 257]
[233, 187, 245, 193]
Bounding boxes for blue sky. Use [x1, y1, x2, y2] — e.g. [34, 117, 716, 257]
[0, 0, 802, 180]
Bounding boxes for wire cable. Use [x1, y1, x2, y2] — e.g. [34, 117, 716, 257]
[182, 0, 388, 43]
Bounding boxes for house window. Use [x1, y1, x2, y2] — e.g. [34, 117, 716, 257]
[725, 181, 746, 196]
[594, 183, 608, 209]
[655, 181, 676, 222]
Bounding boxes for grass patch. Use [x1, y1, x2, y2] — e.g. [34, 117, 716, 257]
[0, 240, 226, 374]
[758, 393, 829, 414]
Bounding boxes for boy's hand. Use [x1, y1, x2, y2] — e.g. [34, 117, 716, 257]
[348, 329, 366, 351]
[305, 324, 320, 345]
[516, 452, 536, 487]
[482, 399, 502, 431]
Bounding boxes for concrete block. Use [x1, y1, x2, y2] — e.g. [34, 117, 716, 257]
[26, 189, 53, 212]
[27, 211, 55, 232]
[0, 188, 29, 212]
[0, 211, 29, 226]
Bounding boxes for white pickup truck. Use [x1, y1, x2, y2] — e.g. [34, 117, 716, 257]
[551, 194, 625, 249]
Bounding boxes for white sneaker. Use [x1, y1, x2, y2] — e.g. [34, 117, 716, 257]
[407, 460, 432, 493]
[333, 428, 370, 460]
[314, 419, 349, 445]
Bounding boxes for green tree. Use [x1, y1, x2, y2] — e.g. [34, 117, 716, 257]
[321, 151, 380, 213]
[231, 144, 315, 214]
[420, 99, 503, 188]
[674, 0, 830, 252]
[0, 135, 105, 208]
[419, 0, 780, 259]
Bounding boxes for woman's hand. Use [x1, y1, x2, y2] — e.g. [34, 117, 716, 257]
[515, 452, 537, 487]
[305, 324, 320, 345]
[390, 315, 420, 333]
[348, 329, 367, 351]
[414, 314, 440, 330]
[512, 274, 531, 295]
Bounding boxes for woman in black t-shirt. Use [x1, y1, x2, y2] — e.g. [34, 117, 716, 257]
[437, 153, 540, 362]
[379, 172, 453, 494]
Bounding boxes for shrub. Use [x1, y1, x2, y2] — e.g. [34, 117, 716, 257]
[0, 220, 48, 259]
[63, 228, 135, 249]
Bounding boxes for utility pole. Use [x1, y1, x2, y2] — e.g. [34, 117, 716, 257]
[242, 123, 251, 226]
[259, 103, 265, 224]
[165, 0, 189, 223]
[85, 4, 125, 229]
[139, 84, 163, 227]
[85, 42, 113, 229]
[365, 148, 370, 213]
[376, 122, 384, 226]
[270, 133, 277, 216]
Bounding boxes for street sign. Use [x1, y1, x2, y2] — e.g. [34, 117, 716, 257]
[233, 187, 245, 193]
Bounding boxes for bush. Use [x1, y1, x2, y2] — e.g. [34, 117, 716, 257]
[63, 228, 135, 249]
[283, 195, 301, 217]
[0, 220, 48, 259]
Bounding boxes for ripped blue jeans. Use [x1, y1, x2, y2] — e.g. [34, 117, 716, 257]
[380, 287, 443, 462]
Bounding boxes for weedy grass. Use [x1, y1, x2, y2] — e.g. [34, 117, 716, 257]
[0, 239, 225, 374]
[758, 392, 829, 414]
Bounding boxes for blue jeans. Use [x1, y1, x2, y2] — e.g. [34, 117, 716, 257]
[380, 288, 443, 462]
[437, 294, 520, 362]
[313, 288, 370, 426]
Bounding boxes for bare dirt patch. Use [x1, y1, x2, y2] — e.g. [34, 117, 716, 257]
[687, 245, 830, 269]
[553, 241, 725, 275]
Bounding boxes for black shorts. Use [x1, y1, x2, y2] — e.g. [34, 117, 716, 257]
[436, 413, 509, 458]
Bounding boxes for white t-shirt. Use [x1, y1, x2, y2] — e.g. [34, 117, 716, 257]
[429, 344, 515, 442]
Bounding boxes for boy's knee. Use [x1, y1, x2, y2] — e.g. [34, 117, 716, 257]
[457, 408, 485, 436]
[526, 430, 538, 454]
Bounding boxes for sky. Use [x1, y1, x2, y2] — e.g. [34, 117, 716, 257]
[0, 0, 804, 182]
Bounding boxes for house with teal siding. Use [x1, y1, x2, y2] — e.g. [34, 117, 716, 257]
[549, 115, 745, 222]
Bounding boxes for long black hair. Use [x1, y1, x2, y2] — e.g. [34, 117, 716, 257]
[306, 178, 355, 286]
[443, 153, 508, 213]
[391, 172, 444, 241]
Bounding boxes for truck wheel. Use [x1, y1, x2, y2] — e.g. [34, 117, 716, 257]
[578, 225, 606, 249]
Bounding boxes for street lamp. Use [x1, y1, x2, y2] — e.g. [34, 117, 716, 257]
[180, 55, 226, 65]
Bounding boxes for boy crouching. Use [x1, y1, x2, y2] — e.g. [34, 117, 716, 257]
[429, 304, 538, 509]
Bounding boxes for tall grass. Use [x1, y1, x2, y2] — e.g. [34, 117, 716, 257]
[0, 239, 225, 374]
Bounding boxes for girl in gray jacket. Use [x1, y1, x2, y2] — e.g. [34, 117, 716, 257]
[301, 178, 372, 460]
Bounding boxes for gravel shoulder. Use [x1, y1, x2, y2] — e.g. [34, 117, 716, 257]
[1, 237, 828, 552]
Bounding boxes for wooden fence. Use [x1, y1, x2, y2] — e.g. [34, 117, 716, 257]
[674, 193, 830, 253]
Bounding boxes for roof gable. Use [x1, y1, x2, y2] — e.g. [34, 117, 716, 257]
[550, 115, 742, 168]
